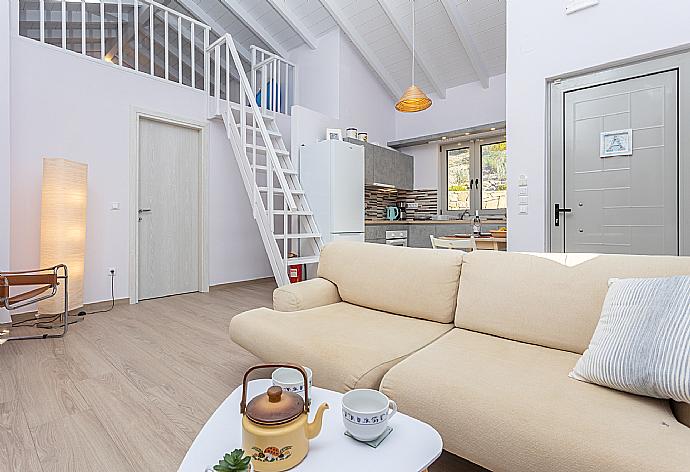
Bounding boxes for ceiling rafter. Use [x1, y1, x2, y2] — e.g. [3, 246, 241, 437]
[265, 0, 317, 50]
[219, 0, 289, 58]
[439, 0, 489, 89]
[319, 0, 401, 100]
[175, 0, 251, 63]
[377, 0, 446, 99]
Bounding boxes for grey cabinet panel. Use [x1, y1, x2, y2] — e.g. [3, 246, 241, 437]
[346, 139, 413, 190]
[398, 152, 414, 190]
[434, 224, 471, 238]
[373, 147, 395, 186]
[408, 225, 436, 248]
[365, 225, 386, 240]
[364, 143, 374, 185]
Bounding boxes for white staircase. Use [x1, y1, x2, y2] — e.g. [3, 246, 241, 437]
[206, 35, 323, 286]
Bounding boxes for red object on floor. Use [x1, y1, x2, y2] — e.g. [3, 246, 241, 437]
[288, 254, 303, 283]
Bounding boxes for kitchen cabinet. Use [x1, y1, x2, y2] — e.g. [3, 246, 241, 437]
[345, 138, 413, 190]
[408, 224, 435, 248]
[435, 224, 470, 237]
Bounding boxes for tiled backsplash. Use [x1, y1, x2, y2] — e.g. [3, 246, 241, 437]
[365, 187, 438, 220]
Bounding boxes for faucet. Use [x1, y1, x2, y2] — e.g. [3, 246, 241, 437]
[459, 210, 471, 220]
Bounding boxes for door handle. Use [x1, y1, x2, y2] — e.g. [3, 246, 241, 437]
[469, 179, 473, 190]
[138, 208, 152, 213]
[554, 203, 571, 227]
[475, 178, 479, 189]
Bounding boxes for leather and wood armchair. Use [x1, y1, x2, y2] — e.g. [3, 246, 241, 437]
[0, 264, 69, 340]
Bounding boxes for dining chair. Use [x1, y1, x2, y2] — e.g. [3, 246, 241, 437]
[429, 235, 477, 252]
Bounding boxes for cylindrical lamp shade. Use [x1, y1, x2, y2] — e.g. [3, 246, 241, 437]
[38, 158, 88, 315]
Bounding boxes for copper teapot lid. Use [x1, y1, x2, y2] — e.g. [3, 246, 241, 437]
[246, 386, 304, 425]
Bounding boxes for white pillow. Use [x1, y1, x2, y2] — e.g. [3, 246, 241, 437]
[570, 275, 690, 403]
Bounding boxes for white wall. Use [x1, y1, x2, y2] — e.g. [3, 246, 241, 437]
[394, 74, 506, 142]
[289, 29, 340, 120]
[289, 29, 396, 147]
[506, 0, 690, 251]
[0, 0, 10, 322]
[10, 37, 271, 306]
[338, 33, 396, 146]
[399, 143, 438, 190]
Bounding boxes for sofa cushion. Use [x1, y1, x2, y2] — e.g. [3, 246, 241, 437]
[455, 251, 690, 353]
[380, 329, 690, 472]
[317, 241, 463, 323]
[273, 277, 341, 312]
[229, 302, 452, 392]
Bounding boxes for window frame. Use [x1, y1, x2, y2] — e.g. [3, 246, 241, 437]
[439, 135, 507, 217]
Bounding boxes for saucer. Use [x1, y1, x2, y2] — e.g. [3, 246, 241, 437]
[344, 426, 393, 448]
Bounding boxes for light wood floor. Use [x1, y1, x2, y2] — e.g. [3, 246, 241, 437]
[0, 278, 482, 472]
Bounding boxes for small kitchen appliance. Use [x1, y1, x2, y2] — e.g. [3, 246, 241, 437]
[396, 201, 407, 220]
[385, 206, 400, 221]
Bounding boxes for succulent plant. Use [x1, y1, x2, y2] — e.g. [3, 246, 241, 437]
[213, 449, 252, 472]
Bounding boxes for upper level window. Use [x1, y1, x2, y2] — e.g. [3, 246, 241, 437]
[441, 136, 507, 215]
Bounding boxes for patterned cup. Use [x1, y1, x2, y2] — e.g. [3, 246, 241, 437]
[272, 366, 313, 401]
[342, 389, 397, 441]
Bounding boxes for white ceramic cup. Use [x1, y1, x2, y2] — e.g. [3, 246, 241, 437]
[342, 389, 397, 441]
[271, 366, 313, 401]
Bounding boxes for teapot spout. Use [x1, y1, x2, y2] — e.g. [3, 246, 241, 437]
[306, 402, 329, 440]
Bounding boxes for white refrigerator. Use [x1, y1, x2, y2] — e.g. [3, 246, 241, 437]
[299, 139, 365, 244]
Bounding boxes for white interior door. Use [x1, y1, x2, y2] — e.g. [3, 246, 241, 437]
[138, 118, 201, 300]
[559, 71, 679, 255]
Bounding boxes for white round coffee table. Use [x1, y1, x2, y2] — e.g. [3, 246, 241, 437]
[178, 379, 442, 472]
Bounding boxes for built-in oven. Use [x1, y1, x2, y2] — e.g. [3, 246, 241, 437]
[385, 230, 408, 246]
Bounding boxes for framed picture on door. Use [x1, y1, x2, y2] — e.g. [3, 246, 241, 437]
[600, 129, 633, 157]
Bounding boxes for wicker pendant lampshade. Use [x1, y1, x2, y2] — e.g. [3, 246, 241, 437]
[396, 85, 432, 112]
[38, 158, 88, 315]
[395, 0, 432, 113]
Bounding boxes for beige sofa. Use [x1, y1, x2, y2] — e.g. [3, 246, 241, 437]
[230, 242, 690, 472]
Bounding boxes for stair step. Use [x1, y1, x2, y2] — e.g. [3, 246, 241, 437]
[275, 233, 321, 239]
[240, 124, 281, 137]
[251, 164, 297, 175]
[258, 187, 304, 195]
[274, 210, 313, 216]
[246, 144, 289, 156]
[286, 255, 320, 265]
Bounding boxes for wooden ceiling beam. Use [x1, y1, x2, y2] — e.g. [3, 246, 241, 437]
[319, 0, 401, 100]
[377, 0, 446, 99]
[439, 0, 489, 89]
[265, 0, 317, 50]
[219, 0, 289, 58]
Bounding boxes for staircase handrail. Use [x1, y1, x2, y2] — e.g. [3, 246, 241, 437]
[205, 34, 297, 211]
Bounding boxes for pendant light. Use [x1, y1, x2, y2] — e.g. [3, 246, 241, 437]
[396, 0, 432, 113]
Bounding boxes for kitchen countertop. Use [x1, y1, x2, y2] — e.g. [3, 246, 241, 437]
[365, 219, 507, 225]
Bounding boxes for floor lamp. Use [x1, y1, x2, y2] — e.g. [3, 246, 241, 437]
[38, 158, 88, 316]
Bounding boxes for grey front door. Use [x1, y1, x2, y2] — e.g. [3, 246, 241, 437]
[559, 71, 678, 255]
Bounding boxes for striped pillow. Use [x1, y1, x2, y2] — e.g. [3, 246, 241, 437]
[570, 275, 690, 403]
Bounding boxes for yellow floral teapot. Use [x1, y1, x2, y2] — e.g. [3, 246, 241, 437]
[241, 364, 329, 472]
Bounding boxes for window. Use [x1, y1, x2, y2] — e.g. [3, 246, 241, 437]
[441, 136, 507, 214]
[480, 141, 507, 210]
[447, 147, 471, 211]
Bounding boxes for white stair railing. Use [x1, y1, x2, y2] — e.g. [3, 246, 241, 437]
[18, 0, 211, 90]
[206, 34, 322, 286]
[251, 45, 296, 116]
